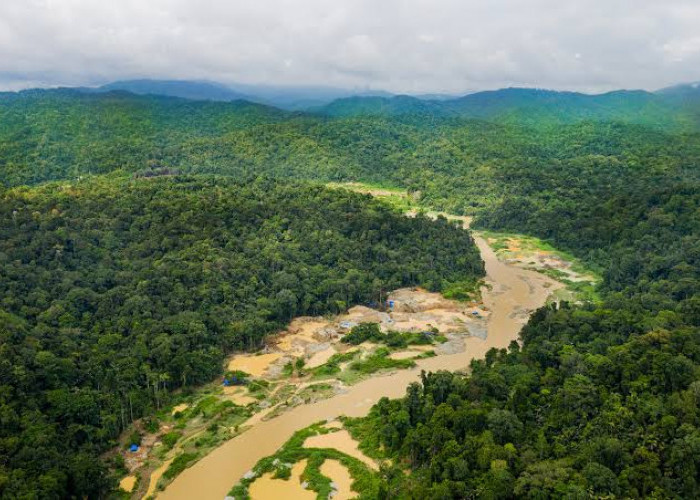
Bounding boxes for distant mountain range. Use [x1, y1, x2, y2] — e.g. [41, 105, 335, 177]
[97, 79, 253, 102]
[10, 78, 700, 130]
[316, 85, 700, 129]
[88, 79, 393, 110]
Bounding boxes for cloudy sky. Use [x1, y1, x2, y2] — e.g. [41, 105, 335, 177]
[1, 0, 699, 94]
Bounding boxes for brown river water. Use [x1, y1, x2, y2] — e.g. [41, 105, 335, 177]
[158, 218, 561, 499]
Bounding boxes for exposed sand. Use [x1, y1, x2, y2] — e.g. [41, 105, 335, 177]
[321, 459, 356, 500]
[329, 182, 408, 200]
[340, 306, 389, 325]
[303, 430, 377, 470]
[223, 387, 258, 406]
[335, 288, 485, 336]
[248, 459, 314, 500]
[171, 404, 188, 416]
[119, 475, 137, 493]
[146, 457, 173, 497]
[305, 346, 337, 369]
[506, 239, 522, 252]
[277, 319, 332, 354]
[387, 288, 455, 313]
[489, 236, 597, 286]
[159, 215, 563, 500]
[358, 341, 381, 352]
[228, 353, 281, 377]
[390, 308, 470, 333]
[245, 284, 485, 377]
[389, 350, 420, 360]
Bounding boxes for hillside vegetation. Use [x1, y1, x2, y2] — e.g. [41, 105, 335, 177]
[318, 87, 700, 130]
[352, 180, 700, 497]
[0, 87, 699, 497]
[0, 176, 482, 497]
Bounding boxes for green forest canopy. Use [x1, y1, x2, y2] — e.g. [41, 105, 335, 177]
[0, 175, 482, 497]
[0, 88, 699, 497]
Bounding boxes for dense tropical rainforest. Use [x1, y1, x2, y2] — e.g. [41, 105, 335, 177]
[0, 175, 482, 497]
[0, 85, 699, 497]
[354, 185, 700, 497]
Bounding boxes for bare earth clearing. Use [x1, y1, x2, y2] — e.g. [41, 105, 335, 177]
[121, 285, 487, 497]
[156, 212, 564, 499]
[117, 185, 580, 499]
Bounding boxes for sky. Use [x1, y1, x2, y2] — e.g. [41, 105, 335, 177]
[1, 0, 699, 94]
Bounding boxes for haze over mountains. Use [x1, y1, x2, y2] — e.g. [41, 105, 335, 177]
[89, 79, 393, 111]
[30, 78, 700, 130]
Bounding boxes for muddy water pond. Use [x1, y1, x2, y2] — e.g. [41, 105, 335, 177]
[159, 219, 561, 500]
[320, 459, 355, 500]
[303, 429, 377, 470]
[248, 459, 314, 500]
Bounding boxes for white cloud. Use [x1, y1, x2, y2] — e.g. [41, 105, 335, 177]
[663, 37, 700, 62]
[0, 0, 699, 93]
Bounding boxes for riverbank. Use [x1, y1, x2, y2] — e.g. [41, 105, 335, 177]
[157, 216, 563, 499]
[121, 284, 484, 496]
[117, 291, 484, 495]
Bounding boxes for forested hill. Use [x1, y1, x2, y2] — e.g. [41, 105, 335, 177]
[352, 179, 700, 497]
[317, 87, 700, 130]
[0, 89, 291, 185]
[343, 108, 700, 496]
[0, 175, 483, 497]
[3, 89, 700, 204]
[1, 85, 700, 498]
[97, 79, 253, 102]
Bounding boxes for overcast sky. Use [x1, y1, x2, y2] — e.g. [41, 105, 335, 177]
[1, 0, 699, 94]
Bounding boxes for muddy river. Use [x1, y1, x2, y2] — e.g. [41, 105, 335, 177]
[158, 218, 561, 500]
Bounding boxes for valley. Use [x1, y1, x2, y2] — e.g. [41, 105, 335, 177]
[0, 84, 698, 499]
[115, 208, 575, 498]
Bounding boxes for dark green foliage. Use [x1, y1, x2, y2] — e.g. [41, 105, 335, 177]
[163, 452, 198, 480]
[0, 175, 482, 498]
[319, 87, 700, 130]
[127, 431, 142, 447]
[348, 347, 416, 374]
[143, 417, 160, 434]
[341, 323, 384, 345]
[342, 323, 436, 348]
[0, 90, 289, 186]
[336, 97, 700, 497]
[353, 173, 700, 497]
[224, 370, 250, 386]
[1, 87, 700, 498]
[161, 431, 182, 451]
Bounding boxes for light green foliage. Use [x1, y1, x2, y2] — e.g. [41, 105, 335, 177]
[342, 323, 441, 348]
[228, 422, 381, 499]
[348, 347, 416, 375]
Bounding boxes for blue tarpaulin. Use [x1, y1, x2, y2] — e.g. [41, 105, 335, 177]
[129, 444, 139, 452]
